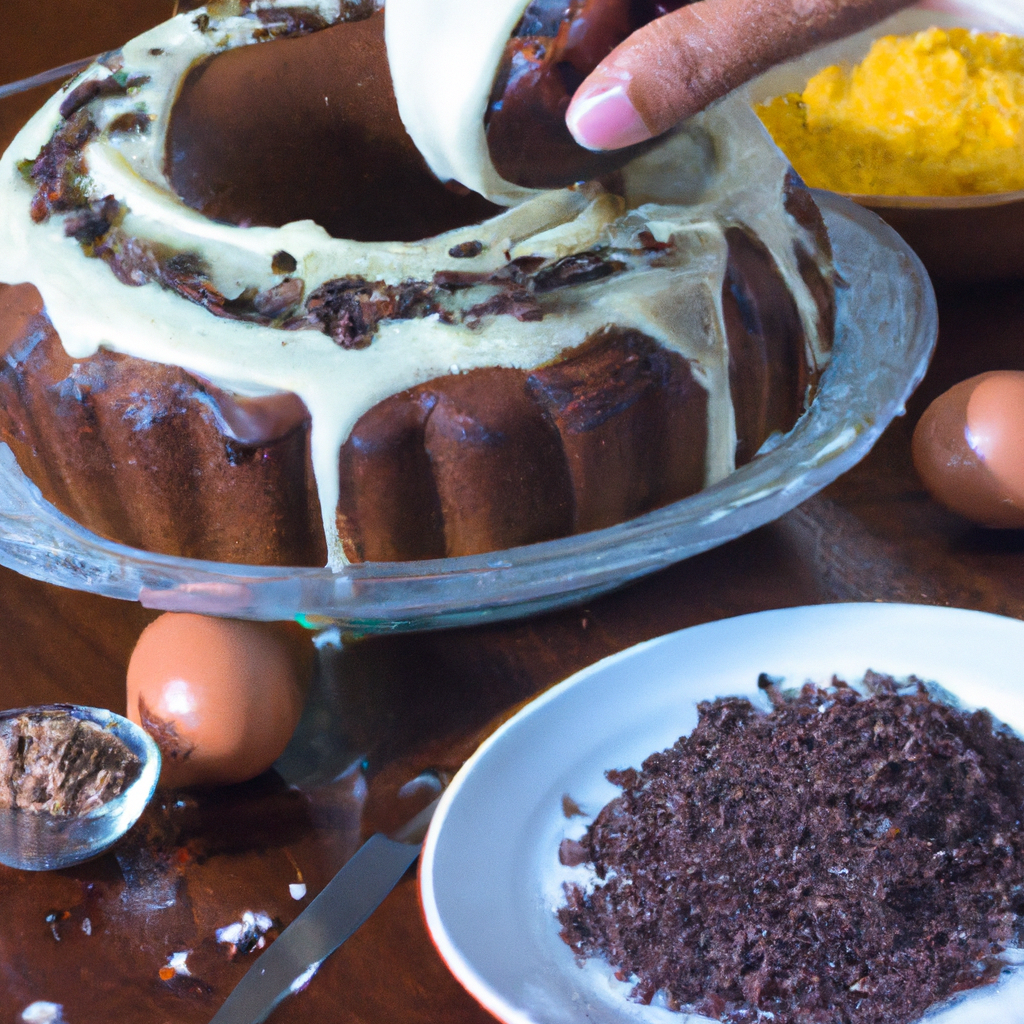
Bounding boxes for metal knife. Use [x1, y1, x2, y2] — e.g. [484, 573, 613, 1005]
[0, 58, 96, 102]
[208, 794, 441, 1024]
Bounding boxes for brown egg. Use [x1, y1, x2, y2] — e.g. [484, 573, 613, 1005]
[912, 371, 1024, 528]
[126, 613, 309, 788]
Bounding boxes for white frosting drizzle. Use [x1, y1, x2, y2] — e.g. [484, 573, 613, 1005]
[385, 0, 539, 205]
[0, 1, 830, 567]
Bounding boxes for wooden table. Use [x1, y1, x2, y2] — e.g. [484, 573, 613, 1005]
[3, 6, 1024, 1022]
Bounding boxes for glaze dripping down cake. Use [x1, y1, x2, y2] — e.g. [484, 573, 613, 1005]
[0, 0, 835, 567]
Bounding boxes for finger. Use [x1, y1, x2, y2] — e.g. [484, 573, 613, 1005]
[566, 0, 918, 151]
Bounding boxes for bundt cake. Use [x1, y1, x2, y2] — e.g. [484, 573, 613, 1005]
[0, 0, 835, 567]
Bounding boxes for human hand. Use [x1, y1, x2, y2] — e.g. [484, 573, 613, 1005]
[565, 0, 918, 151]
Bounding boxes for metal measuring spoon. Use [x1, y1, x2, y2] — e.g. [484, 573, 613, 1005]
[0, 704, 160, 871]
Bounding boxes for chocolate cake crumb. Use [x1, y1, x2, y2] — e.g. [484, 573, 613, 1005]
[302, 276, 439, 348]
[559, 837, 589, 867]
[432, 269, 490, 289]
[0, 711, 141, 816]
[558, 672, 1024, 1024]
[533, 251, 623, 292]
[635, 229, 673, 253]
[27, 111, 96, 223]
[58, 73, 149, 121]
[271, 250, 298, 274]
[63, 195, 122, 245]
[253, 277, 304, 319]
[448, 240, 484, 259]
[59, 77, 128, 121]
[464, 289, 542, 323]
[562, 794, 584, 817]
[107, 111, 152, 135]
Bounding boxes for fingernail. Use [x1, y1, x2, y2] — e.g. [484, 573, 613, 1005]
[566, 82, 651, 151]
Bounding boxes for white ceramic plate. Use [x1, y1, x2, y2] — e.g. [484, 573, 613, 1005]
[420, 603, 1024, 1024]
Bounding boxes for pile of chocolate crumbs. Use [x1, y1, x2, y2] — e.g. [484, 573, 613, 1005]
[0, 711, 141, 816]
[557, 671, 1024, 1024]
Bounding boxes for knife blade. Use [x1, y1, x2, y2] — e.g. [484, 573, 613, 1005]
[0, 58, 96, 102]
[209, 795, 441, 1024]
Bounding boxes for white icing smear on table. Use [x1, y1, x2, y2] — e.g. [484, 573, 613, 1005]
[0, 0, 831, 567]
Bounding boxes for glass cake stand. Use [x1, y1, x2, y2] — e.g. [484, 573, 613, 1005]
[0, 193, 937, 632]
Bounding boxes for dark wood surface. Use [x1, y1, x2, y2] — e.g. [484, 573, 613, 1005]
[3, 7, 1024, 1022]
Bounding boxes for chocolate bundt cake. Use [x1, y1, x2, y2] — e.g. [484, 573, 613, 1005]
[0, 0, 835, 567]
